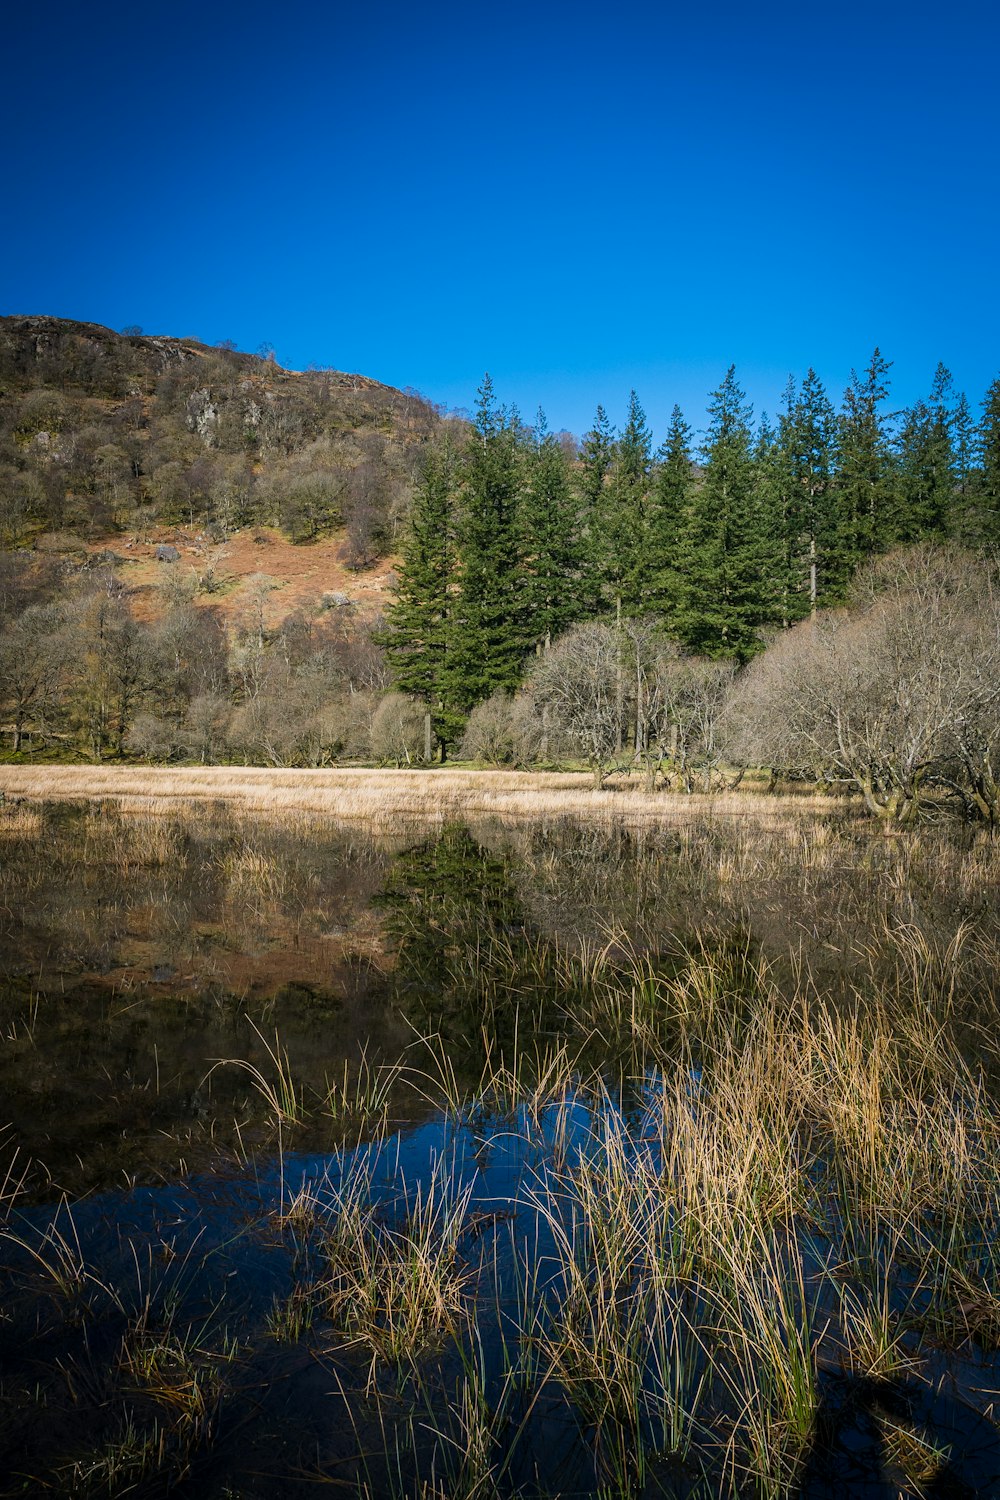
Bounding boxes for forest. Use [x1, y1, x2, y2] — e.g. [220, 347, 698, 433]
[1, 316, 999, 822]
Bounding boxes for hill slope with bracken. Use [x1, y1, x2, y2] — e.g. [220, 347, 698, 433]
[0, 316, 452, 764]
[0, 314, 443, 597]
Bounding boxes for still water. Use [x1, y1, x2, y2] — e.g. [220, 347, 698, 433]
[2, 803, 999, 1497]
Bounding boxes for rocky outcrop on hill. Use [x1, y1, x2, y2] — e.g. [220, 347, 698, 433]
[0, 314, 443, 550]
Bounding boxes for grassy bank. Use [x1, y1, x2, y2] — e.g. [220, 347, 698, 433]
[0, 764, 842, 827]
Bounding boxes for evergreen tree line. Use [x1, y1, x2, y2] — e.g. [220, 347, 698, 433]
[383, 358, 1000, 749]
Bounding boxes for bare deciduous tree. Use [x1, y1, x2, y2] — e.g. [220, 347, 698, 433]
[370, 692, 427, 765]
[721, 546, 1000, 822]
[531, 622, 623, 786]
[458, 690, 543, 766]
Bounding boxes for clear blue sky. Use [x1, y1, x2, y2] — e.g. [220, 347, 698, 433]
[2, 0, 998, 441]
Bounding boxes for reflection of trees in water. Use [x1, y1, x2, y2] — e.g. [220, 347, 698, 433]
[379, 825, 575, 1054]
[377, 823, 761, 1061]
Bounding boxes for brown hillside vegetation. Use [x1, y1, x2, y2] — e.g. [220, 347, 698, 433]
[44, 524, 399, 630]
[0, 314, 443, 555]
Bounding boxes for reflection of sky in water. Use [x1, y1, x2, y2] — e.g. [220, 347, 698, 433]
[5, 1082, 1000, 1496]
[3, 813, 1000, 1495]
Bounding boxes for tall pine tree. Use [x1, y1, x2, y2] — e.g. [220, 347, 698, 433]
[646, 403, 693, 628]
[836, 348, 894, 564]
[576, 405, 615, 614]
[753, 409, 794, 627]
[519, 410, 586, 650]
[675, 367, 771, 659]
[442, 375, 526, 715]
[381, 445, 459, 747]
[591, 390, 653, 618]
[970, 375, 1000, 546]
[782, 369, 841, 615]
[896, 363, 955, 539]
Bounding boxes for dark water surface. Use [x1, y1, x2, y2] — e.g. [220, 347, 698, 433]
[2, 804, 1000, 1497]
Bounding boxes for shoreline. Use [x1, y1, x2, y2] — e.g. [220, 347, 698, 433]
[0, 764, 846, 826]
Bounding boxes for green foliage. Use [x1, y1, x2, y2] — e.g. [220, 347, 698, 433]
[779, 368, 843, 614]
[441, 376, 528, 714]
[646, 404, 694, 627]
[836, 347, 895, 563]
[519, 411, 587, 650]
[5, 317, 1000, 766]
[381, 446, 457, 744]
[674, 367, 772, 659]
[590, 390, 653, 616]
[963, 375, 1000, 547]
[578, 404, 615, 513]
[896, 363, 955, 540]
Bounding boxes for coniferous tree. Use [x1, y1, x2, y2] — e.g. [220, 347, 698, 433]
[836, 348, 894, 563]
[381, 446, 458, 748]
[646, 404, 693, 627]
[753, 410, 794, 627]
[896, 364, 955, 539]
[578, 404, 615, 512]
[971, 375, 1000, 546]
[783, 368, 841, 614]
[591, 390, 652, 617]
[675, 367, 771, 659]
[950, 389, 978, 543]
[954, 391, 975, 499]
[441, 375, 526, 716]
[520, 409, 585, 651]
[576, 404, 615, 615]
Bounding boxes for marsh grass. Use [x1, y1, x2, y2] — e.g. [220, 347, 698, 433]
[277, 1152, 478, 1367]
[323, 1042, 402, 1123]
[1, 1193, 92, 1307]
[56, 1420, 166, 1495]
[266, 1280, 319, 1342]
[0, 764, 844, 831]
[121, 1324, 231, 1434]
[207, 1018, 308, 1126]
[4, 805, 1000, 1497]
[882, 1419, 954, 1490]
[0, 1127, 30, 1216]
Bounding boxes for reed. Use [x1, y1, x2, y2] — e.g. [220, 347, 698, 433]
[1, 1193, 91, 1305]
[318, 1152, 474, 1364]
[207, 1018, 308, 1126]
[323, 1042, 402, 1124]
[5, 803, 1000, 1496]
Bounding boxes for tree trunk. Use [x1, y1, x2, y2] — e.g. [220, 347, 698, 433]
[615, 595, 624, 752]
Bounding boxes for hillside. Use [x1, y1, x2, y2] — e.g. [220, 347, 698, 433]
[36, 524, 398, 634]
[0, 314, 442, 565]
[0, 316, 453, 765]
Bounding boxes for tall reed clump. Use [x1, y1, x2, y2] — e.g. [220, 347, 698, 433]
[207, 1019, 308, 1126]
[316, 1152, 475, 1365]
[520, 1032, 825, 1494]
[505, 917, 1000, 1495]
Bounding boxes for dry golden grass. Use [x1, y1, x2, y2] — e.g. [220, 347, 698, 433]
[0, 765, 841, 829]
[0, 802, 43, 837]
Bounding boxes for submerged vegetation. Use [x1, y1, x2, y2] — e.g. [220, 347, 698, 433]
[2, 802, 1000, 1494]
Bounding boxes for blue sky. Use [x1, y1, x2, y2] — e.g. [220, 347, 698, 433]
[2, 0, 998, 441]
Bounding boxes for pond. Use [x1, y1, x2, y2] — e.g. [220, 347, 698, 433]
[2, 801, 1000, 1497]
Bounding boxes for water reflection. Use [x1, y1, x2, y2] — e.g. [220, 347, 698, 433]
[2, 804, 1000, 1496]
